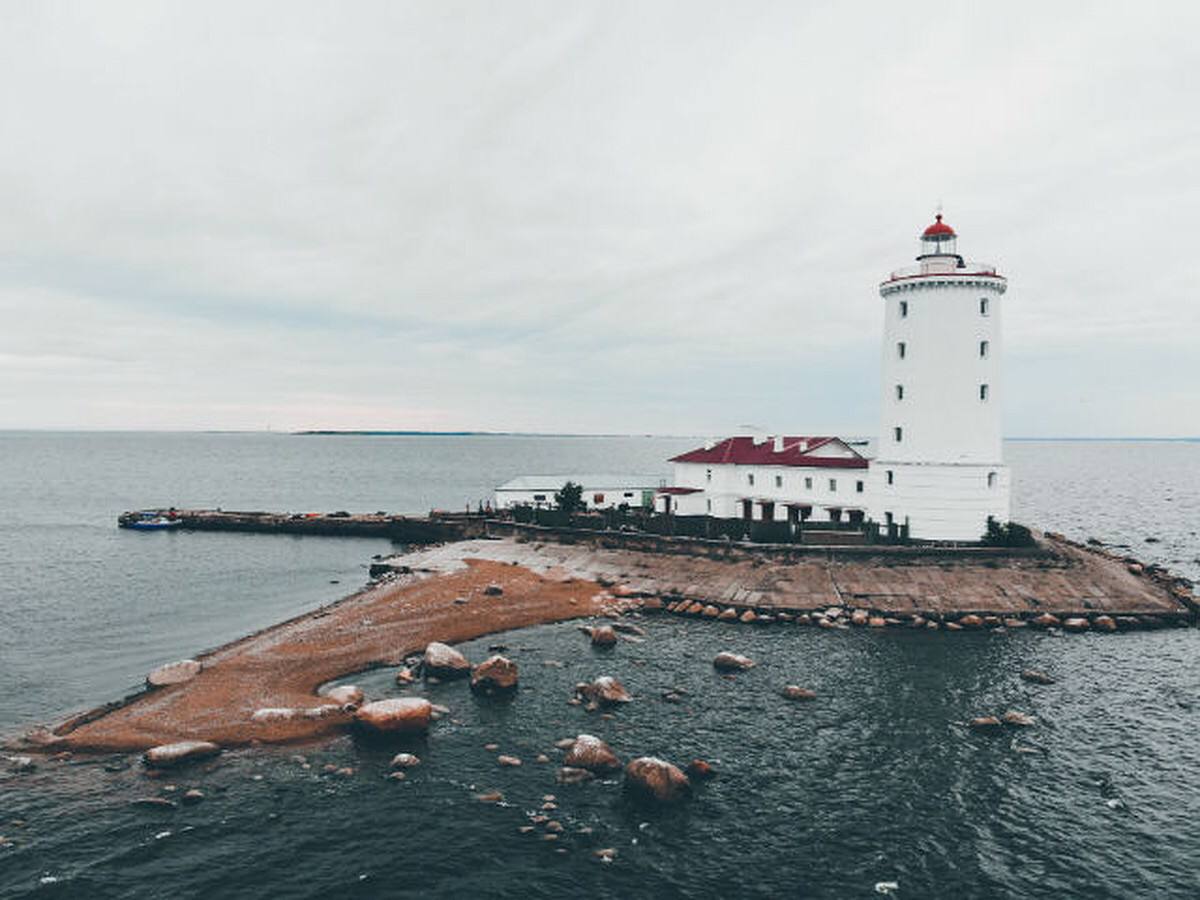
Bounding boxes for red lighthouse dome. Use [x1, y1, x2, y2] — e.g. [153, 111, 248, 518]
[922, 213, 955, 238]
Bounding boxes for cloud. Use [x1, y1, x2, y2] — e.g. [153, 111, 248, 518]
[1, 1, 1197, 434]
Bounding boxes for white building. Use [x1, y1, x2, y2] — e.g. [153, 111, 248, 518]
[866, 214, 1010, 540]
[494, 474, 662, 510]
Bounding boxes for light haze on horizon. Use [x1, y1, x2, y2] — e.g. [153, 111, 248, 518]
[1, 1, 1197, 437]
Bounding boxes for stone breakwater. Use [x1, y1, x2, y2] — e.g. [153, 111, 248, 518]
[8, 532, 1191, 757]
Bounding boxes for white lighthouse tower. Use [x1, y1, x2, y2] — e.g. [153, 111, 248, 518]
[868, 213, 1010, 541]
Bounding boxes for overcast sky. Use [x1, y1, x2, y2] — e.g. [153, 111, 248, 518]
[1, 1, 1197, 436]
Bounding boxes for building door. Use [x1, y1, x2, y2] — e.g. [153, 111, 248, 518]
[742, 499, 753, 521]
[761, 501, 775, 522]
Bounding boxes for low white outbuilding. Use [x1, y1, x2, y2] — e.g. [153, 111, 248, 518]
[494, 474, 663, 510]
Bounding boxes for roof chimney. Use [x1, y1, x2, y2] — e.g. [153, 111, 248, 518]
[773, 435, 784, 452]
[703, 438, 715, 450]
[798, 439, 809, 453]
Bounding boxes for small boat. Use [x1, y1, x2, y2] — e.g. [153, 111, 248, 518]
[122, 513, 182, 531]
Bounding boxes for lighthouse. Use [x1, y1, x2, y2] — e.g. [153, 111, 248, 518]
[868, 214, 1010, 541]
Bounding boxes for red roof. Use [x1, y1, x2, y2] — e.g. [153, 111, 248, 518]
[922, 214, 955, 238]
[669, 436, 868, 469]
[656, 486, 703, 495]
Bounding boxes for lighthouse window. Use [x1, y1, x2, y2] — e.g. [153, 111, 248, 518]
[828, 479, 837, 492]
[980, 383, 989, 401]
[987, 471, 997, 488]
[980, 340, 989, 358]
[886, 470, 894, 485]
[804, 477, 813, 490]
[980, 297, 989, 316]
[895, 384, 904, 401]
[897, 341, 907, 359]
[706, 468, 712, 483]
[899, 300, 908, 318]
[894, 426, 903, 443]
[747, 473, 755, 487]
[856, 480, 864, 493]
[774, 475, 783, 488]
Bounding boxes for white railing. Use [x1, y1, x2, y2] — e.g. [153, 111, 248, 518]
[886, 262, 999, 281]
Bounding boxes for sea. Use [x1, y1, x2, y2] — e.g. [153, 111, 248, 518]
[1, 432, 1199, 899]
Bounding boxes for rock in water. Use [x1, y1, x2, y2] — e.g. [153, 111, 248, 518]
[713, 651, 754, 672]
[781, 685, 817, 701]
[685, 759, 716, 780]
[580, 676, 632, 705]
[323, 685, 364, 706]
[147, 659, 202, 688]
[497, 755, 523, 767]
[556, 766, 595, 785]
[1030, 613, 1061, 629]
[717, 607, 738, 621]
[1021, 669, 1056, 685]
[1093, 615, 1118, 632]
[7, 755, 36, 773]
[563, 734, 622, 773]
[181, 789, 205, 805]
[1002, 710, 1036, 727]
[143, 741, 221, 768]
[354, 698, 433, 734]
[624, 757, 691, 803]
[423, 642, 470, 678]
[969, 716, 1002, 730]
[590, 625, 618, 647]
[390, 752, 421, 769]
[958, 614, 984, 629]
[1062, 617, 1089, 633]
[471, 655, 519, 694]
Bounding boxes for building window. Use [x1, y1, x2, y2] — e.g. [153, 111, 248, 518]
[706, 499, 712, 512]
[900, 300, 908, 318]
[774, 475, 782, 488]
[894, 426, 903, 443]
[829, 478, 837, 492]
[897, 341, 907, 359]
[895, 384, 904, 401]
[623, 492, 633, 498]
[533, 494, 546, 502]
[886, 470, 894, 485]
[594, 494, 605, 504]
[980, 383, 989, 401]
[747, 473, 755, 486]
[804, 476, 812, 490]
[706, 468, 712, 483]
[980, 340, 989, 358]
[987, 471, 997, 488]
[980, 297, 989, 316]
[856, 480, 864, 493]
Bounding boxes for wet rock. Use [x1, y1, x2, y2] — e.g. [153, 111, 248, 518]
[713, 651, 754, 672]
[147, 659, 202, 688]
[323, 685, 364, 706]
[640, 597, 664, 611]
[475, 790, 504, 803]
[909, 616, 926, 629]
[484, 743, 500, 751]
[1003, 711, 1036, 727]
[983, 615, 1002, 628]
[739, 610, 757, 624]
[7, 755, 36, 773]
[851, 609, 870, 626]
[1021, 669, 1055, 685]
[718, 607, 738, 621]
[1127, 563, 1144, 575]
[795, 614, 812, 626]
[594, 848, 618, 864]
[701, 604, 720, 618]
[181, 789, 205, 805]
[1093, 615, 1118, 632]
[471, 655, 519, 694]
[1003, 618, 1027, 629]
[424, 642, 471, 678]
[958, 614, 984, 629]
[776, 612, 794, 622]
[685, 601, 705, 615]
[554, 737, 577, 750]
[925, 620, 940, 631]
[970, 716, 1002, 730]
[497, 755, 523, 767]
[624, 757, 691, 803]
[579, 676, 632, 705]
[130, 797, 176, 810]
[556, 766, 595, 785]
[545, 820, 564, 834]
[816, 616, 836, 629]
[390, 752, 421, 769]
[756, 614, 776, 625]
[685, 759, 716, 780]
[868, 616, 886, 628]
[781, 685, 817, 701]
[354, 698, 432, 734]
[590, 625, 618, 648]
[535, 753, 551, 764]
[1062, 617, 1089, 633]
[143, 741, 221, 768]
[1030, 613, 1061, 629]
[386, 771, 407, 781]
[395, 667, 417, 685]
[563, 734, 622, 773]
[944, 622, 964, 632]
[1116, 616, 1141, 630]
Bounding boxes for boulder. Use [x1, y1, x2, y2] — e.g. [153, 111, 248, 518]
[1093, 615, 1118, 632]
[323, 685, 364, 706]
[1003, 618, 1027, 629]
[781, 685, 817, 701]
[868, 616, 886, 628]
[497, 755, 523, 767]
[424, 642, 470, 678]
[395, 667, 417, 685]
[1002, 710, 1036, 727]
[354, 698, 432, 734]
[718, 607, 739, 621]
[590, 625, 618, 648]
[147, 659, 201, 688]
[685, 759, 716, 779]
[958, 614, 984, 629]
[983, 615, 1002, 628]
[1062, 617, 1089, 633]
[1020, 669, 1055, 685]
[390, 752, 421, 769]
[969, 716, 1002, 730]
[563, 734, 622, 773]
[579, 676, 633, 705]
[850, 609, 869, 626]
[181, 788, 205, 805]
[1115, 616, 1141, 630]
[944, 622, 964, 632]
[471, 655, 519, 694]
[713, 651, 754, 672]
[556, 766, 595, 785]
[925, 620, 940, 630]
[143, 741, 221, 768]
[1030, 613, 1061, 629]
[701, 605, 720, 618]
[739, 610, 757, 624]
[624, 757, 691, 803]
[795, 614, 812, 626]
[685, 601, 705, 615]
[816, 616, 836, 629]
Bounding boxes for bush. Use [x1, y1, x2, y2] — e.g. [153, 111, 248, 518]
[982, 519, 1035, 547]
[554, 481, 584, 514]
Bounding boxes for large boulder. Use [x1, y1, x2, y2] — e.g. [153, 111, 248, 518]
[1030, 613, 1061, 629]
[355, 697, 433, 734]
[590, 625, 618, 647]
[1062, 617, 1089, 633]
[424, 642, 470, 678]
[323, 685, 364, 706]
[563, 734, 621, 773]
[717, 607, 738, 621]
[958, 614, 984, 629]
[624, 757, 691, 803]
[143, 740, 221, 768]
[713, 652, 754, 672]
[147, 659, 202, 688]
[579, 676, 632, 705]
[1093, 615, 1118, 632]
[471, 655, 519, 694]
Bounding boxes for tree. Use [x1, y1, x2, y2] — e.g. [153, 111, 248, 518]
[554, 481, 584, 513]
[981, 518, 1035, 547]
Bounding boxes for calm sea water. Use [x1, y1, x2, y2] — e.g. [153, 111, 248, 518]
[1, 433, 1198, 899]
